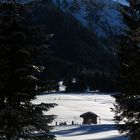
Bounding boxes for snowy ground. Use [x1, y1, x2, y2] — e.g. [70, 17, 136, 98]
[33, 92, 128, 140]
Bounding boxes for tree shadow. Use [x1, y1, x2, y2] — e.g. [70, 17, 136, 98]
[87, 135, 128, 140]
[53, 124, 118, 136]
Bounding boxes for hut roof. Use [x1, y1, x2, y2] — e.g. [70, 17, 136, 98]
[80, 112, 98, 118]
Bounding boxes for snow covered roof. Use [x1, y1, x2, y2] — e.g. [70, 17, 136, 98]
[80, 112, 98, 118]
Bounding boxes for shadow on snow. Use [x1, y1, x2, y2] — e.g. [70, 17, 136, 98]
[87, 135, 126, 140]
[53, 124, 118, 136]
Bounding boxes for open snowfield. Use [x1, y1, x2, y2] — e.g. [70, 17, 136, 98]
[33, 93, 128, 140]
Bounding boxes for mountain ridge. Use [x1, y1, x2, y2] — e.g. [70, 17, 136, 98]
[52, 0, 126, 38]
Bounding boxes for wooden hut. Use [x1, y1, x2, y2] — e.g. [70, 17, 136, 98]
[80, 112, 98, 124]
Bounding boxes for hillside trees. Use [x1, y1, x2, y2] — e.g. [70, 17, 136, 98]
[113, 0, 140, 139]
[64, 71, 116, 92]
[31, 0, 117, 91]
[0, 1, 56, 140]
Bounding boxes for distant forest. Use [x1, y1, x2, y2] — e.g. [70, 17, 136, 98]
[29, 0, 118, 92]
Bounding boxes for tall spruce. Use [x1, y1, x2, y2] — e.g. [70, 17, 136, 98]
[0, 1, 56, 140]
[113, 0, 140, 140]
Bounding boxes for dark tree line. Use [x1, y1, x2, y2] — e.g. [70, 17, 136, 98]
[64, 72, 116, 92]
[0, 1, 56, 140]
[113, 1, 140, 140]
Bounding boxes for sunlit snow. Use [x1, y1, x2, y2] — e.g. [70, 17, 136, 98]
[33, 93, 128, 140]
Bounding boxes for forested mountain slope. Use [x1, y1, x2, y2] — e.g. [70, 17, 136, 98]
[30, 0, 125, 76]
[0, 0, 127, 90]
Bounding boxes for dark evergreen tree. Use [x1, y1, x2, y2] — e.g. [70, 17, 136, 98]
[113, 1, 140, 140]
[69, 0, 80, 13]
[56, 0, 61, 8]
[62, 0, 68, 9]
[0, 2, 56, 140]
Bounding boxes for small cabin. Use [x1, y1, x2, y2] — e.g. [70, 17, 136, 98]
[80, 112, 98, 124]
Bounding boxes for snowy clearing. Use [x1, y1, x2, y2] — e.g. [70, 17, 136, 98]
[33, 93, 128, 140]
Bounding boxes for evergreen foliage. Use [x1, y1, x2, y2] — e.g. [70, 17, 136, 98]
[113, 1, 140, 139]
[64, 71, 116, 92]
[0, 2, 56, 140]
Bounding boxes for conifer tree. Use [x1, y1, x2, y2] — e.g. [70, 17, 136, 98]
[0, 1, 56, 140]
[113, 1, 140, 140]
[62, 0, 68, 9]
[56, 0, 61, 8]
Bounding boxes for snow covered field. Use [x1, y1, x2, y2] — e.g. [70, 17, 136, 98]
[33, 93, 128, 140]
